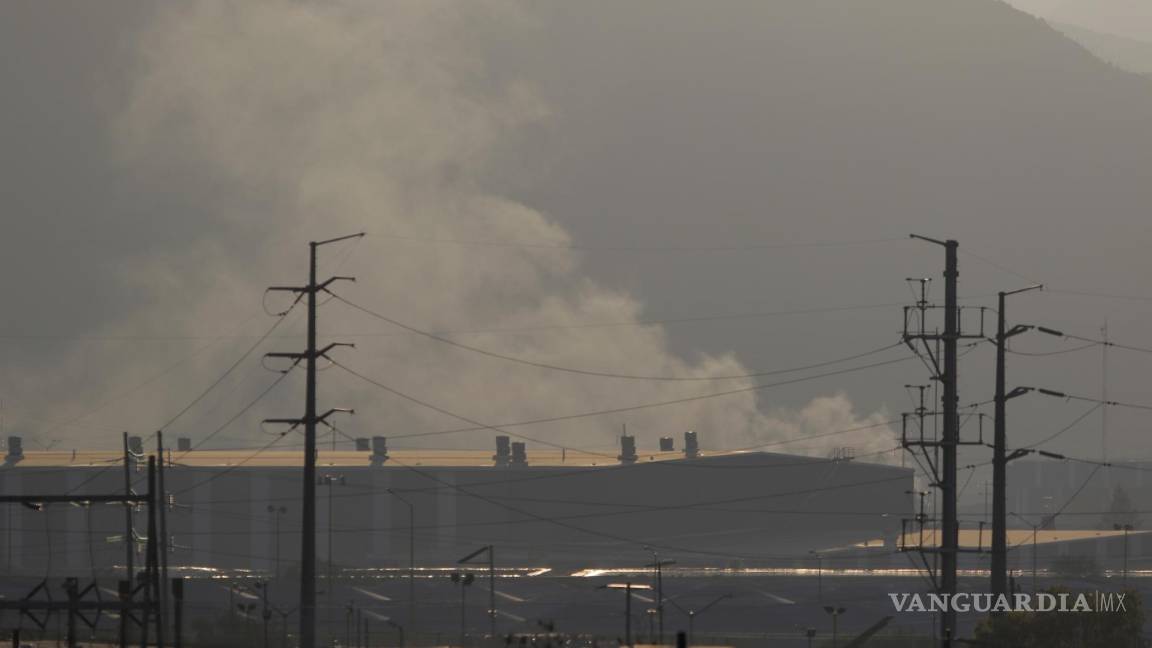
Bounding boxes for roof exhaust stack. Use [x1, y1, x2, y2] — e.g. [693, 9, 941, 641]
[5, 436, 23, 461]
[658, 436, 674, 452]
[618, 435, 638, 464]
[494, 436, 511, 467]
[511, 441, 528, 467]
[126, 435, 144, 470]
[371, 436, 389, 466]
[684, 430, 700, 458]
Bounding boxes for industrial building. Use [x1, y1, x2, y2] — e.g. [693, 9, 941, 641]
[0, 433, 913, 575]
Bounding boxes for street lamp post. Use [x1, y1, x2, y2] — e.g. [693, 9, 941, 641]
[645, 549, 676, 643]
[597, 582, 653, 647]
[319, 473, 345, 640]
[1114, 523, 1134, 584]
[668, 594, 732, 646]
[822, 606, 846, 648]
[809, 550, 823, 602]
[388, 489, 417, 640]
[266, 506, 287, 580]
[1011, 512, 1040, 591]
[451, 571, 476, 647]
[457, 545, 496, 641]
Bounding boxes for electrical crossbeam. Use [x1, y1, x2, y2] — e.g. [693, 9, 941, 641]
[0, 459, 165, 648]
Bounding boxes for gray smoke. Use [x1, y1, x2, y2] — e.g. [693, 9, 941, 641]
[0, 1, 895, 458]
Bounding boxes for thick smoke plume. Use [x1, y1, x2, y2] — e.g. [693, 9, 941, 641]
[5, 1, 895, 459]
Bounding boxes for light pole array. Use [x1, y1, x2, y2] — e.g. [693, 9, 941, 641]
[597, 582, 653, 647]
[1115, 523, 1134, 585]
[669, 594, 732, 646]
[388, 489, 417, 640]
[822, 606, 847, 648]
[1011, 512, 1041, 591]
[266, 505, 287, 580]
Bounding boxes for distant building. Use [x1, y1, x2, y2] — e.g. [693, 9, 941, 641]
[0, 436, 912, 576]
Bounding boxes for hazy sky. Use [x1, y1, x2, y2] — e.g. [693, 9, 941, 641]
[3, 0, 1152, 488]
[1006, 0, 1152, 40]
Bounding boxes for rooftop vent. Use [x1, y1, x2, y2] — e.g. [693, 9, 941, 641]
[355, 438, 370, 452]
[371, 436, 389, 465]
[6, 436, 23, 459]
[511, 441, 528, 467]
[658, 436, 674, 452]
[176, 437, 192, 452]
[494, 436, 511, 467]
[618, 435, 638, 464]
[684, 430, 700, 458]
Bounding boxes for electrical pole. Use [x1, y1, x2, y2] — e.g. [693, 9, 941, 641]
[157, 433, 171, 643]
[904, 236, 983, 648]
[646, 552, 675, 644]
[940, 238, 958, 648]
[457, 545, 495, 641]
[991, 285, 1041, 606]
[264, 233, 362, 648]
[123, 432, 134, 583]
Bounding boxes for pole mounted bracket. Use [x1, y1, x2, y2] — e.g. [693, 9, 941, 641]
[1006, 449, 1032, 463]
[1005, 386, 1033, 401]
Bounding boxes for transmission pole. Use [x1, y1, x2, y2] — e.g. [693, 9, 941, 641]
[940, 239, 958, 647]
[123, 432, 134, 584]
[265, 233, 362, 648]
[990, 285, 1041, 605]
[903, 235, 987, 647]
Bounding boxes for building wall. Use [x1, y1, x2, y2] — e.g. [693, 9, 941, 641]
[0, 453, 912, 575]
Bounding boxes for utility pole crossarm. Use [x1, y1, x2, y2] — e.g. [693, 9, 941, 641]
[316, 276, 356, 293]
[317, 342, 355, 358]
[316, 408, 354, 424]
[263, 418, 304, 427]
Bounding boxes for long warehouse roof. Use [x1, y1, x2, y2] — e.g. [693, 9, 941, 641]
[0, 448, 803, 469]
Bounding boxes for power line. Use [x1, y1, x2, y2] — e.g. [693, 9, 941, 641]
[380, 454, 906, 562]
[158, 309, 296, 432]
[62, 314, 299, 497]
[1023, 404, 1102, 449]
[0, 297, 1000, 342]
[171, 433, 290, 496]
[1053, 332, 1152, 355]
[334, 293, 904, 381]
[1028, 387, 1152, 412]
[370, 233, 906, 252]
[958, 249, 1039, 284]
[1046, 289, 1152, 304]
[1006, 343, 1098, 357]
[332, 354, 911, 446]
